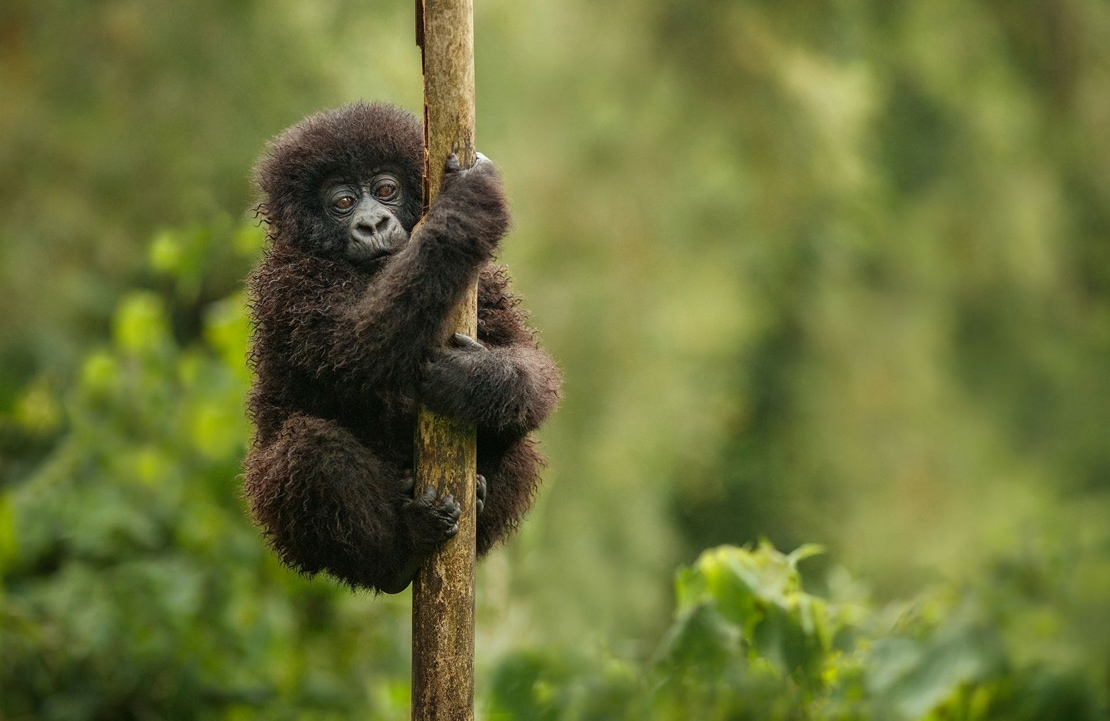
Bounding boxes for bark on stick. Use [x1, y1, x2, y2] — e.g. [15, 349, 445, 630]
[411, 0, 477, 719]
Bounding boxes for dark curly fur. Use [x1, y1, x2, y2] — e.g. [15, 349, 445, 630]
[243, 103, 561, 593]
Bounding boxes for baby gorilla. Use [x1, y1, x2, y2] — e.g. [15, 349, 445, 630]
[243, 103, 561, 593]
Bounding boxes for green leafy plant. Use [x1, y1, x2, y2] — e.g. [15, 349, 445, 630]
[490, 543, 1107, 720]
[0, 224, 412, 721]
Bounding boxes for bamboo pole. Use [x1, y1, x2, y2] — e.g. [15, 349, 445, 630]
[411, 0, 477, 719]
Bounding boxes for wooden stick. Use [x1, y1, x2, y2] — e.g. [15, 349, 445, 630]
[411, 0, 477, 719]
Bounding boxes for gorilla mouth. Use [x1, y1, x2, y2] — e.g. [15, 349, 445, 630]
[349, 231, 408, 262]
[349, 240, 392, 262]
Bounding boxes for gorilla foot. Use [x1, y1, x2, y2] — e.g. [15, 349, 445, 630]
[405, 485, 460, 549]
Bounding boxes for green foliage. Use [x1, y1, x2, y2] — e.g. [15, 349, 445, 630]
[0, 0, 422, 400]
[0, 225, 413, 721]
[489, 544, 1108, 720]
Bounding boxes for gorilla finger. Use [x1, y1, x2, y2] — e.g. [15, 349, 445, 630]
[451, 333, 486, 352]
[445, 153, 461, 173]
[472, 153, 496, 174]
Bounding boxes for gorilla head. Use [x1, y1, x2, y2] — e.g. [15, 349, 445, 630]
[255, 102, 425, 264]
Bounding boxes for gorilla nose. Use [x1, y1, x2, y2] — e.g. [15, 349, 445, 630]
[352, 209, 397, 243]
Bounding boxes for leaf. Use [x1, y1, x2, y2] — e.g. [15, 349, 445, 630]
[113, 292, 171, 356]
[149, 231, 184, 275]
[654, 601, 741, 677]
[868, 624, 1005, 720]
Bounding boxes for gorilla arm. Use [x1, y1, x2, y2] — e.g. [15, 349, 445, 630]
[420, 335, 561, 436]
[420, 266, 562, 437]
[272, 155, 510, 396]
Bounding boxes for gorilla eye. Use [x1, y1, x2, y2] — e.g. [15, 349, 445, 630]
[373, 180, 399, 202]
[334, 195, 356, 211]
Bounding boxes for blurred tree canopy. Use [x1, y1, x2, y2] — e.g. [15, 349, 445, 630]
[0, 0, 422, 397]
[1, 0, 1109, 718]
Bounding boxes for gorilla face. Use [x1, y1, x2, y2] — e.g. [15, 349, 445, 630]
[322, 171, 411, 263]
[255, 102, 426, 266]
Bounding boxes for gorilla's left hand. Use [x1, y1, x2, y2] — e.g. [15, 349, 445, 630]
[421, 333, 502, 425]
[422, 330, 562, 434]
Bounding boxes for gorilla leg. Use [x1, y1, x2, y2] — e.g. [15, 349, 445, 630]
[243, 413, 459, 593]
[476, 438, 544, 556]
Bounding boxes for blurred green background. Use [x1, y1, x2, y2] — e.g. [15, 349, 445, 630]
[2, 1, 1109, 719]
